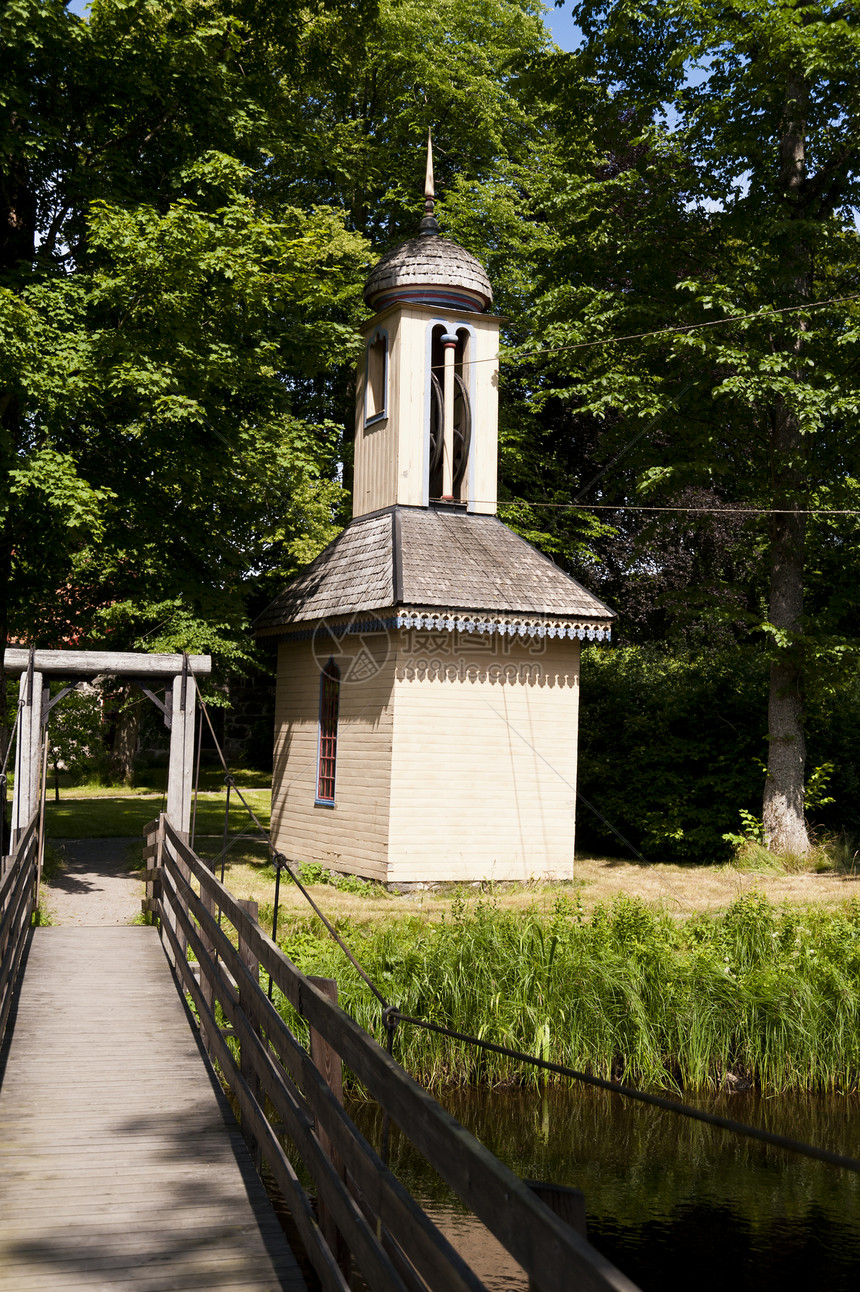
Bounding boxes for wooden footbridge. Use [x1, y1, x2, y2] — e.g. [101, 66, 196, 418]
[0, 648, 639, 1292]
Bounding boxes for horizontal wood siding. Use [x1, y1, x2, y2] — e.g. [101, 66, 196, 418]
[388, 636, 581, 882]
[271, 639, 395, 880]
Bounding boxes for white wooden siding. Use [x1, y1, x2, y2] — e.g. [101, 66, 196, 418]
[270, 639, 396, 880]
[388, 636, 580, 882]
[271, 634, 582, 884]
[352, 304, 501, 519]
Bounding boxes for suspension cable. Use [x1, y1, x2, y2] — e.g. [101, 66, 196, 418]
[384, 1010, 860, 1175]
[188, 684, 859, 1176]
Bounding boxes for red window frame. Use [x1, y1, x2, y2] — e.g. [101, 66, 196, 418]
[316, 659, 340, 804]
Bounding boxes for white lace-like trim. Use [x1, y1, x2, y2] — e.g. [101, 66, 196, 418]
[395, 611, 611, 642]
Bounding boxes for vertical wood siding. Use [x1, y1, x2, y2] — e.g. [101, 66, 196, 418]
[352, 305, 501, 519]
[465, 315, 499, 516]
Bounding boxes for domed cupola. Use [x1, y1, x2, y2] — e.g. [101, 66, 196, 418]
[364, 137, 492, 314]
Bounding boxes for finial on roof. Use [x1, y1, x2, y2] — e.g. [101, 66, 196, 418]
[424, 128, 434, 201]
[418, 128, 440, 238]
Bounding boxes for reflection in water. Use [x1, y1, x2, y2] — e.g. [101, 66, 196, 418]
[348, 1087, 860, 1292]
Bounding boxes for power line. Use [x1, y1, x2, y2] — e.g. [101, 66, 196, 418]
[449, 290, 860, 371]
[492, 501, 860, 516]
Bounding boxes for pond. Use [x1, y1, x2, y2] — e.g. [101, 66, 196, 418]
[347, 1086, 860, 1291]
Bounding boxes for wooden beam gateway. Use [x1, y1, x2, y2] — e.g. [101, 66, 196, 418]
[2, 649, 211, 677]
[2, 648, 212, 849]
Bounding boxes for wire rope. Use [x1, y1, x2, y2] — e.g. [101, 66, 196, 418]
[191, 681, 860, 1178]
[384, 1010, 860, 1176]
[445, 290, 860, 371]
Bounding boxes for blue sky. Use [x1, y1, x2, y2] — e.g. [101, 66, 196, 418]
[542, 4, 582, 52]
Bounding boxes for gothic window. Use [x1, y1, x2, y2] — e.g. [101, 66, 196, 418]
[365, 329, 388, 426]
[316, 659, 340, 804]
[428, 325, 471, 501]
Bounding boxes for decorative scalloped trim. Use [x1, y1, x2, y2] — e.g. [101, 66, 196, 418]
[276, 612, 611, 644]
[395, 611, 611, 642]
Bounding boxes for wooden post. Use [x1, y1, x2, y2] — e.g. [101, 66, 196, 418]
[198, 851, 218, 1053]
[35, 725, 49, 910]
[142, 817, 163, 919]
[166, 669, 196, 837]
[11, 668, 43, 844]
[309, 976, 351, 1282]
[525, 1180, 587, 1292]
[237, 898, 262, 1169]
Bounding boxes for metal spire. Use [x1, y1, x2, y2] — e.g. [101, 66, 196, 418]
[424, 128, 435, 202]
[418, 128, 440, 237]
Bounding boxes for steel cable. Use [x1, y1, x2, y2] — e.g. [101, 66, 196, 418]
[190, 684, 859, 1177]
[385, 1010, 860, 1175]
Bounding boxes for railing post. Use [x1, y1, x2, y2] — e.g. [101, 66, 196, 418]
[525, 1180, 587, 1292]
[161, 833, 189, 969]
[198, 852, 217, 1054]
[142, 817, 163, 921]
[308, 976, 351, 1281]
[237, 898, 262, 1170]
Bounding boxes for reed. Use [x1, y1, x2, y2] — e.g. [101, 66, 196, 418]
[272, 891, 860, 1094]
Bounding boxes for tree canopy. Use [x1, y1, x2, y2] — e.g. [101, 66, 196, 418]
[499, 0, 860, 853]
[3, 0, 860, 854]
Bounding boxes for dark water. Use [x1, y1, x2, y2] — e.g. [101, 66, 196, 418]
[347, 1087, 860, 1291]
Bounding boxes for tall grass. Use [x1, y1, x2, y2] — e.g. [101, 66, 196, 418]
[271, 891, 860, 1094]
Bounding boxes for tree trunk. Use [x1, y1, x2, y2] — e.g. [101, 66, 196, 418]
[763, 439, 808, 853]
[108, 688, 142, 785]
[763, 74, 810, 854]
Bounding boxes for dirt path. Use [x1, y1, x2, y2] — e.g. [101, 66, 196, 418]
[43, 838, 143, 926]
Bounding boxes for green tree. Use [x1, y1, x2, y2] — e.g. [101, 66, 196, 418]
[531, 0, 860, 852]
[276, 0, 553, 244]
[1, 0, 371, 768]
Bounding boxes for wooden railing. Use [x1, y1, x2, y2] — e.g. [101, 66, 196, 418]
[143, 815, 640, 1292]
[0, 813, 39, 1041]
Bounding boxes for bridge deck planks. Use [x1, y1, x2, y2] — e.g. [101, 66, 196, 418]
[0, 926, 306, 1291]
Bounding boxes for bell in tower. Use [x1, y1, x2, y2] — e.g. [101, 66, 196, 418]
[256, 136, 615, 885]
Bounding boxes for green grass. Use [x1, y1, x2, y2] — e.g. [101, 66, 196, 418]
[271, 890, 860, 1095]
[45, 788, 271, 839]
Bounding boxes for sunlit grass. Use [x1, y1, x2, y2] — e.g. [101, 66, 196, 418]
[45, 787, 271, 839]
[271, 891, 860, 1095]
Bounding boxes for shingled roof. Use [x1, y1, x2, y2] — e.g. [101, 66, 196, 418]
[364, 236, 493, 313]
[254, 507, 613, 634]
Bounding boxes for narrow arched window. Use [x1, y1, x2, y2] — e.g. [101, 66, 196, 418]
[428, 324, 471, 501]
[316, 659, 340, 804]
[365, 329, 388, 426]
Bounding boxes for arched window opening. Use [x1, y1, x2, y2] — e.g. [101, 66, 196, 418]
[365, 330, 388, 426]
[316, 659, 340, 804]
[429, 325, 471, 502]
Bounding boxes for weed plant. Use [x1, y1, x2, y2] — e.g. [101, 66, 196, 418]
[273, 891, 860, 1094]
[727, 830, 859, 877]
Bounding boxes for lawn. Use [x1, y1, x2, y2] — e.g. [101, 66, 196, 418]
[41, 784, 859, 919]
[45, 786, 271, 840]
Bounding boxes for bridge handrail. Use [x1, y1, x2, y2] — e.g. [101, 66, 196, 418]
[152, 816, 639, 1292]
[0, 812, 40, 1040]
